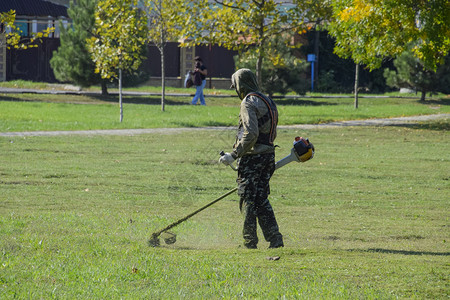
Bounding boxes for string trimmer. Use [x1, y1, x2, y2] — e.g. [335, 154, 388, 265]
[148, 136, 314, 247]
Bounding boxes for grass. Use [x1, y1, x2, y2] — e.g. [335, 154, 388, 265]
[0, 81, 449, 297]
[0, 79, 236, 96]
[1, 124, 449, 298]
[0, 90, 448, 132]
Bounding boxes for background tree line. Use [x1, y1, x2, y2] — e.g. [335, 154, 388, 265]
[3, 0, 449, 115]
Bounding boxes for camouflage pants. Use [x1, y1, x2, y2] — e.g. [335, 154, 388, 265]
[237, 153, 283, 248]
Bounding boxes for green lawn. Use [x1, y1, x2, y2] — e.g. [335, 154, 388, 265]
[1, 124, 448, 298]
[0, 90, 448, 132]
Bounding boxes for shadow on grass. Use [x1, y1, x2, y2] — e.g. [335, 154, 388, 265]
[367, 248, 450, 256]
[349, 248, 449, 256]
[203, 120, 234, 127]
[0, 94, 192, 106]
[393, 121, 450, 131]
[169, 122, 196, 127]
[90, 94, 191, 105]
[417, 98, 450, 106]
[168, 121, 234, 127]
[273, 98, 338, 106]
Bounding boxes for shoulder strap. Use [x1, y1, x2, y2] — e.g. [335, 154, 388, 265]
[247, 92, 278, 145]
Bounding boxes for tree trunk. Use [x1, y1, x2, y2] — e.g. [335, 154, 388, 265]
[159, 0, 165, 112]
[101, 81, 108, 96]
[354, 63, 359, 109]
[160, 31, 165, 112]
[119, 68, 123, 122]
[161, 52, 165, 112]
[256, 52, 263, 87]
[420, 90, 426, 101]
[314, 25, 320, 83]
[255, 14, 265, 87]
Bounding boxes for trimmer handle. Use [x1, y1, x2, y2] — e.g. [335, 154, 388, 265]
[219, 151, 238, 171]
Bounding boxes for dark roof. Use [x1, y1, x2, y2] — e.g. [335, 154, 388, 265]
[0, 0, 68, 18]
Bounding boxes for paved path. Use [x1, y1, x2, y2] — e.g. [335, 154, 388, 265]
[1, 114, 448, 137]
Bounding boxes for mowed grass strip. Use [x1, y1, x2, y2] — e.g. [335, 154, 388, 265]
[0, 124, 448, 298]
[1, 92, 449, 132]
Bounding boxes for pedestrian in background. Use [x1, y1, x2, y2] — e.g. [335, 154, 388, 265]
[191, 56, 207, 106]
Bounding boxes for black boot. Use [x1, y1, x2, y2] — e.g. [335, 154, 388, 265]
[268, 237, 284, 248]
[244, 241, 257, 249]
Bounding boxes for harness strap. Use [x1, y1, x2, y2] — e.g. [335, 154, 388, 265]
[247, 93, 278, 146]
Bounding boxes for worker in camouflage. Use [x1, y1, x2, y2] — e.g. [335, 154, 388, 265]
[219, 68, 284, 249]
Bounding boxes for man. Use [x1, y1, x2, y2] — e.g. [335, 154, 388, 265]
[191, 56, 208, 105]
[219, 68, 284, 249]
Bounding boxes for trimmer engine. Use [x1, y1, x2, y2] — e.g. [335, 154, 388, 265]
[293, 136, 315, 162]
[275, 136, 314, 170]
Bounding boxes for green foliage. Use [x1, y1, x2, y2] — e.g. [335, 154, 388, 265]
[0, 10, 54, 49]
[294, 0, 333, 26]
[176, 1, 308, 82]
[234, 35, 309, 97]
[87, 0, 148, 80]
[50, 0, 102, 88]
[315, 70, 338, 93]
[436, 56, 450, 94]
[328, 0, 450, 71]
[140, 0, 181, 49]
[384, 51, 450, 100]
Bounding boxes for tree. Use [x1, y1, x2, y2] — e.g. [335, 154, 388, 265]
[384, 51, 450, 101]
[1, 10, 54, 49]
[176, 0, 306, 86]
[294, 0, 333, 87]
[328, 0, 450, 104]
[235, 34, 309, 97]
[87, 0, 148, 122]
[50, 0, 108, 95]
[329, 0, 450, 71]
[139, 0, 182, 112]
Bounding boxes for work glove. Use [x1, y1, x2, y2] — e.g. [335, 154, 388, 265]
[219, 152, 235, 165]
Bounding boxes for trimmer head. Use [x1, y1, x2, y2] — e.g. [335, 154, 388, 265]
[162, 231, 177, 244]
[148, 233, 160, 247]
[148, 231, 177, 247]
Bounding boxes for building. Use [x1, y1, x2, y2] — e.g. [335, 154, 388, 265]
[0, 0, 236, 88]
[0, 0, 69, 82]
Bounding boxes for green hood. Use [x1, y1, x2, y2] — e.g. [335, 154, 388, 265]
[231, 69, 260, 100]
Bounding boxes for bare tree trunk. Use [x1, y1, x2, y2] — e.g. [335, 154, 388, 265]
[354, 63, 359, 109]
[160, 31, 165, 112]
[314, 25, 320, 83]
[119, 68, 123, 122]
[255, 13, 265, 87]
[159, 0, 166, 112]
[161, 51, 165, 112]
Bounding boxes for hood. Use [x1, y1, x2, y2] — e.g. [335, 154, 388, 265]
[231, 68, 260, 100]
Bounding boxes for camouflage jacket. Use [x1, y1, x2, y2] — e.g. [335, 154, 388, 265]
[230, 69, 278, 159]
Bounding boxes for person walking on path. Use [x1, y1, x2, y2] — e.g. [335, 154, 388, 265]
[191, 56, 207, 105]
[219, 68, 284, 249]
